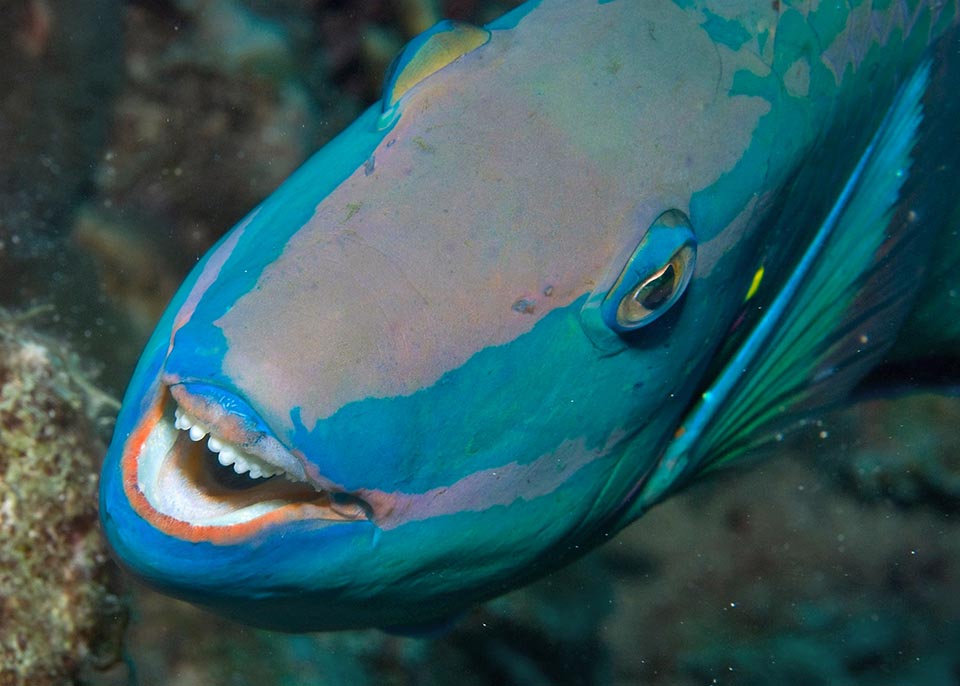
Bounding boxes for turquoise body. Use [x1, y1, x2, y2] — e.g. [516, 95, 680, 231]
[100, 0, 960, 631]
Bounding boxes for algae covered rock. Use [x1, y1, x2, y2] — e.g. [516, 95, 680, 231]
[819, 393, 960, 510]
[0, 310, 126, 686]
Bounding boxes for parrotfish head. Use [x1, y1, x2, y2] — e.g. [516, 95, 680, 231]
[100, 1, 775, 631]
[99, 206, 714, 631]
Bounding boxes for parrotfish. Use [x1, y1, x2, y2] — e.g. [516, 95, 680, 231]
[100, 0, 960, 631]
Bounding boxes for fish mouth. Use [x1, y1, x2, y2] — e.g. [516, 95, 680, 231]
[123, 382, 370, 541]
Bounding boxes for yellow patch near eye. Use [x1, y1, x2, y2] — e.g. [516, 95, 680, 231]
[745, 265, 764, 301]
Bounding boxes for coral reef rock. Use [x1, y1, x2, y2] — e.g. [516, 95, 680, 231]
[0, 310, 127, 686]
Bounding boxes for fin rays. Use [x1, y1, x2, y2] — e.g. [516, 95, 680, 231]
[633, 54, 940, 510]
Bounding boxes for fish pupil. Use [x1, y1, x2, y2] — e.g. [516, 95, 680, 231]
[636, 262, 676, 310]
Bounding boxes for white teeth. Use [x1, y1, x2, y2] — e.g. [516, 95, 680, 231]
[172, 405, 290, 481]
[217, 447, 282, 479]
[216, 448, 236, 466]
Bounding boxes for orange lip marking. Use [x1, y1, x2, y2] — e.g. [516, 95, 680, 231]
[121, 388, 337, 545]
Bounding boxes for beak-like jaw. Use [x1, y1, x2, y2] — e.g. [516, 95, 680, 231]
[119, 379, 371, 545]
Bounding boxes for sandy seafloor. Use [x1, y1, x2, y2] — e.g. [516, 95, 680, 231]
[2, 1, 959, 684]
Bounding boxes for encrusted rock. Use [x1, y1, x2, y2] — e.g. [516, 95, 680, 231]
[0, 310, 126, 686]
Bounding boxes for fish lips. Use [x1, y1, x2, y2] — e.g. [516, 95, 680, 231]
[98, 337, 380, 605]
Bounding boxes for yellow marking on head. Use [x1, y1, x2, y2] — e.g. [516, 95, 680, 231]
[382, 21, 491, 112]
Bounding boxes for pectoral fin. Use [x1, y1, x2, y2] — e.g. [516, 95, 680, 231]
[631, 26, 960, 514]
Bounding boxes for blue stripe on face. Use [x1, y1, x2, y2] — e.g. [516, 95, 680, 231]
[280, 296, 649, 493]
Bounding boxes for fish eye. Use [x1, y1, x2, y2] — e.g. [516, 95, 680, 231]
[611, 242, 696, 329]
[601, 209, 697, 332]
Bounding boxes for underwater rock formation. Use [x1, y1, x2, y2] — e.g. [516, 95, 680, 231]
[604, 448, 960, 685]
[0, 0, 133, 397]
[820, 394, 960, 511]
[0, 0, 121, 268]
[0, 0, 122, 329]
[0, 311, 126, 686]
